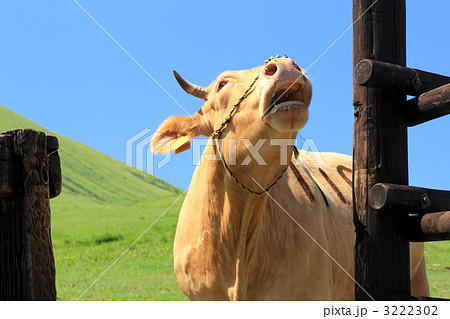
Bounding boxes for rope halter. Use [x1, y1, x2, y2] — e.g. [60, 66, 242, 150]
[211, 55, 295, 196]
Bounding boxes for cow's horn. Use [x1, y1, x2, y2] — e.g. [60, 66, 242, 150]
[173, 70, 208, 99]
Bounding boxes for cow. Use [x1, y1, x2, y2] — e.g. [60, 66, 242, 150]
[151, 56, 430, 300]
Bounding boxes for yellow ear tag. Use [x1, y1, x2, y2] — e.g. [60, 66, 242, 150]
[172, 135, 191, 154]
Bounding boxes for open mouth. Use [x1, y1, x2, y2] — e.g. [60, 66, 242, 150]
[265, 83, 307, 116]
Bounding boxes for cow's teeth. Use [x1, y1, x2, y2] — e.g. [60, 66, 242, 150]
[270, 105, 279, 114]
[267, 102, 305, 116]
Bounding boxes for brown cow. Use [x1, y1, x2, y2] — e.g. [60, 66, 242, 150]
[152, 57, 429, 300]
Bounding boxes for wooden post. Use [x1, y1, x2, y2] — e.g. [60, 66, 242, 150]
[354, 59, 450, 96]
[353, 0, 410, 300]
[407, 212, 450, 242]
[369, 183, 450, 214]
[405, 83, 450, 126]
[0, 129, 60, 300]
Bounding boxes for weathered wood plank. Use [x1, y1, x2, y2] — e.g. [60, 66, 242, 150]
[0, 134, 14, 197]
[369, 183, 450, 214]
[47, 135, 62, 199]
[407, 211, 450, 242]
[353, 0, 410, 300]
[0, 129, 56, 300]
[405, 83, 450, 126]
[355, 59, 450, 96]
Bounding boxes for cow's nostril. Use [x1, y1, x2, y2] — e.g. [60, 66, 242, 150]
[293, 61, 303, 72]
[264, 63, 277, 76]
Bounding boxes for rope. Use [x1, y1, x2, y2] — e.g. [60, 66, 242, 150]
[211, 75, 259, 138]
[210, 56, 295, 196]
[214, 138, 289, 195]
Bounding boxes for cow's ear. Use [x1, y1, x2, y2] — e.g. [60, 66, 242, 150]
[151, 113, 202, 154]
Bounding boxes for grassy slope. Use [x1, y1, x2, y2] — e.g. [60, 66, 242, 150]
[0, 105, 180, 203]
[1, 104, 448, 299]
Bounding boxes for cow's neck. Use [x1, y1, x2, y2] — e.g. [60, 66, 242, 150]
[223, 180, 267, 300]
[199, 141, 294, 299]
[214, 131, 294, 192]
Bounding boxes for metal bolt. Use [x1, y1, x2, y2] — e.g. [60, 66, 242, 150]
[412, 74, 422, 91]
[420, 193, 431, 209]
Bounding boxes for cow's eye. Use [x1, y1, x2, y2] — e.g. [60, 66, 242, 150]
[217, 80, 228, 91]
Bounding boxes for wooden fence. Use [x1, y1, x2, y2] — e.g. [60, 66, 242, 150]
[352, 0, 450, 300]
[0, 129, 61, 300]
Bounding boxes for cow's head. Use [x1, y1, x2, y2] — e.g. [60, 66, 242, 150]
[151, 57, 312, 158]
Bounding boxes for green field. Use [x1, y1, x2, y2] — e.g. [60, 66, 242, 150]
[424, 242, 450, 298]
[51, 193, 187, 300]
[1, 104, 448, 300]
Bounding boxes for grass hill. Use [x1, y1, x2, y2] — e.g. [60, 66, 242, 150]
[0, 105, 180, 203]
[0, 104, 448, 299]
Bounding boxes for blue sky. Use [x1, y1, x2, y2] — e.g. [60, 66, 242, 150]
[1, 0, 449, 190]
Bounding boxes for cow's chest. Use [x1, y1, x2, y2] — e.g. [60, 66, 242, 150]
[179, 226, 334, 300]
